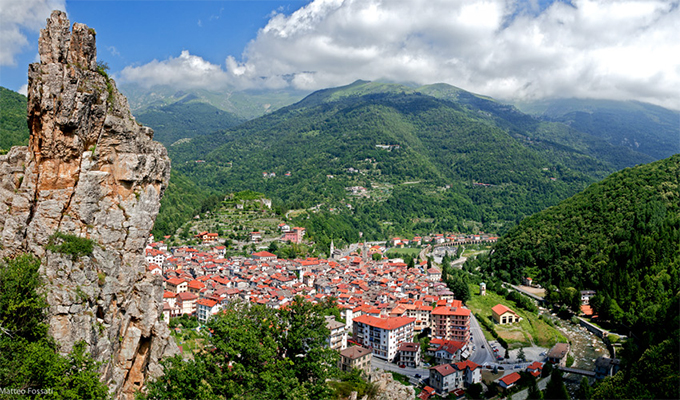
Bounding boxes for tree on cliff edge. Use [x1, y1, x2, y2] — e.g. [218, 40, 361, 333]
[0, 254, 109, 399]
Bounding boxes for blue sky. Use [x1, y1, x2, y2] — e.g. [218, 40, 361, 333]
[2, 0, 679, 109]
[0, 0, 312, 92]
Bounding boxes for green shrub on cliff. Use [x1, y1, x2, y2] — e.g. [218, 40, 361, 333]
[0, 254, 109, 399]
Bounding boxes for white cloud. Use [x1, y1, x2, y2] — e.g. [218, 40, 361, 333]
[18, 84, 28, 96]
[0, 0, 66, 66]
[229, 0, 680, 109]
[121, 0, 680, 109]
[118, 50, 230, 89]
[107, 46, 120, 57]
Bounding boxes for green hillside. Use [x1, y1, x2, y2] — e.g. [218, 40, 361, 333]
[0, 86, 29, 153]
[134, 98, 245, 146]
[515, 98, 680, 160]
[481, 154, 679, 324]
[120, 84, 308, 120]
[160, 81, 607, 242]
[419, 84, 656, 174]
[477, 154, 679, 399]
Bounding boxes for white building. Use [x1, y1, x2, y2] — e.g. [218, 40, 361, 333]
[196, 298, 221, 323]
[145, 248, 167, 266]
[326, 315, 348, 351]
[352, 315, 415, 361]
[429, 360, 482, 395]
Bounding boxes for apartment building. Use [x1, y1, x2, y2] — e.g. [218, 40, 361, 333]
[432, 305, 471, 343]
[353, 315, 415, 361]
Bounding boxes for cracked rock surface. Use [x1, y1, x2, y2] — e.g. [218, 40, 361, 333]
[0, 10, 178, 399]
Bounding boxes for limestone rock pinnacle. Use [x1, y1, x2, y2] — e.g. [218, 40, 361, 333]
[0, 10, 177, 399]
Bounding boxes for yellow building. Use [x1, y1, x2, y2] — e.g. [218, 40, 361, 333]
[491, 304, 520, 324]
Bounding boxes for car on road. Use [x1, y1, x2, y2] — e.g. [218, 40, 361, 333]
[399, 364, 405, 368]
[514, 365, 521, 369]
[415, 374, 421, 378]
[481, 345, 485, 348]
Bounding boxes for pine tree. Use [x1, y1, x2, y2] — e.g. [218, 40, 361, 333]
[527, 378, 543, 400]
[575, 377, 591, 400]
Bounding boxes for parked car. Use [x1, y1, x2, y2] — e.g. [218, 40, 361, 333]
[399, 364, 405, 368]
[514, 365, 521, 369]
[415, 374, 422, 378]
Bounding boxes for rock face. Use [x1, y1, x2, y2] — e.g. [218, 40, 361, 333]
[0, 10, 177, 399]
[369, 371, 416, 400]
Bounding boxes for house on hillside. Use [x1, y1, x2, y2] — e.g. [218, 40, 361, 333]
[498, 372, 521, 390]
[594, 356, 620, 379]
[249, 231, 262, 242]
[491, 304, 520, 324]
[338, 346, 372, 377]
[283, 227, 305, 244]
[547, 343, 570, 367]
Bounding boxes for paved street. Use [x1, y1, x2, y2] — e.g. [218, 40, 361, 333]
[509, 376, 551, 400]
[468, 313, 496, 365]
[371, 356, 429, 385]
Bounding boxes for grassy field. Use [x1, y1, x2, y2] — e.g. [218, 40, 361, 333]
[171, 328, 206, 354]
[385, 247, 421, 258]
[467, 284, 566, 349]
[461, 244, 493, 258]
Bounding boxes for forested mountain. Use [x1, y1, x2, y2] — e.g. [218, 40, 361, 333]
[134, 97, 245, 146]
[476, 154, 679, 399]
[481, 154, 678, 325]
[156, 80, 646, 242]
[0, 86, 29, 153]
[515, 98, 680, 160]
[120, 84, 308, 120]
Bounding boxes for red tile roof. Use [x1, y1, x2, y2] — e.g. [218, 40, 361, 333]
[492, 304, 517, 316]
[430, 363, 458, 377]
[196, 298, 218, 307]
[432, 306, 470, 316]
[500, 372, 521, 386]
[454, 359, 480, 371]
[253, 251, 277, 258]
[353, 315, 415, 331]
[166, 277, 186, 286]
[177, 292, 197, 301]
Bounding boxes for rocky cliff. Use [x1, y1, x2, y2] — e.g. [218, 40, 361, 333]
[0, 10, 177, 398]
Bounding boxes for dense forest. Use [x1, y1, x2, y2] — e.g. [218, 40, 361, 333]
[516, 98, 680, 160]
[154, 81, 655, 240]
[0, 86, 30, 153]
[134, 98, 245, 146]
[480, 155, 679, 327]
[473, 155, 679, 399]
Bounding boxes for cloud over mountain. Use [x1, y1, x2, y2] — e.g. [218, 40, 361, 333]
[120, 0, 680, 109]
[0, 0, 65, 66]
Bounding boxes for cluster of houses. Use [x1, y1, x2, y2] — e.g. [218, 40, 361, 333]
[148, 233, 612, 398]
[389, 233, 498, 248]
